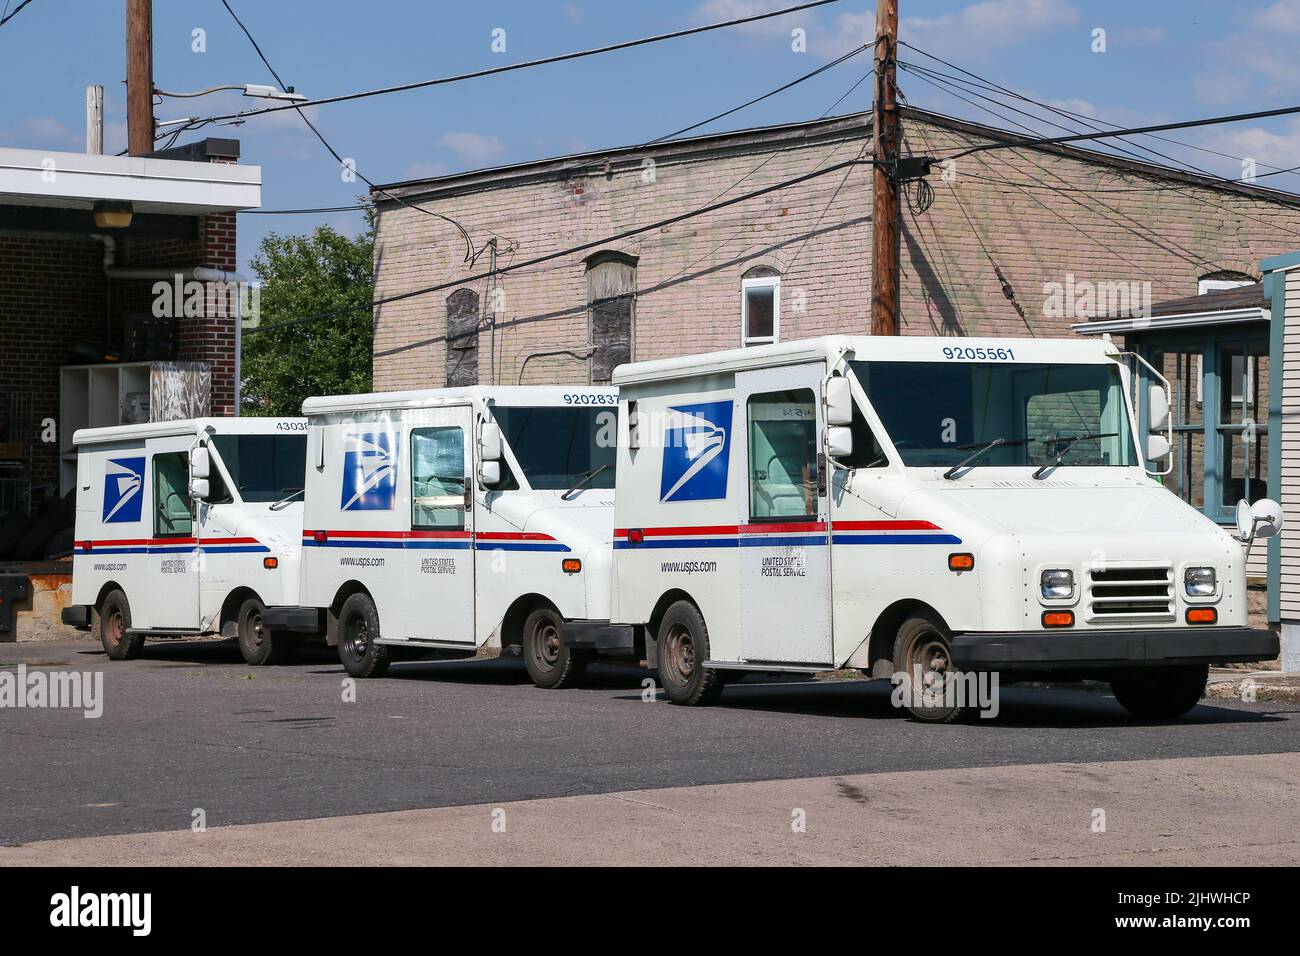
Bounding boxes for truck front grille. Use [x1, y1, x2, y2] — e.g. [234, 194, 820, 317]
[1086, 566, 1174, 622]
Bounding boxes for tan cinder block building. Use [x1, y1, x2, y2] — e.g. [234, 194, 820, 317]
[370, 107, 1300, 390]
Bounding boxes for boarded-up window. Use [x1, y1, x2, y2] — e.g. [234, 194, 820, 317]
[446, 289, 479, 387]
[586, 251, 636, 384]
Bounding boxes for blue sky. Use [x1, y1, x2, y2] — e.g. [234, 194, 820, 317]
[4, 0, 1300, 273]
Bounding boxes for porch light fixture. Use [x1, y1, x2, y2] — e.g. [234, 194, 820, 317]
[92, 201, 133, 229]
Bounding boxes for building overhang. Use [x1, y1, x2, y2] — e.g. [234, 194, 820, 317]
[0, 146, 261, 216]
[1072, 307, 1269, 335]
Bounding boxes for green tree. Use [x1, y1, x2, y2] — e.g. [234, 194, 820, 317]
[242, 211, 374, 416]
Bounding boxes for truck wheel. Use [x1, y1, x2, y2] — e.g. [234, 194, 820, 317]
[656, 601, 725, 706]
[97, 589, 144, 661]
[337, 592, 390, 678]
[522, 606, 588, 689]
[236, 597, 286, 666]
[1110, 665, 1208, 720]
[892, 613, 963, 723]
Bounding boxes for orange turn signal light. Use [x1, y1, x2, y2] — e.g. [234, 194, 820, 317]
[263, 557, 278, 569]
[562, 558, 582, 574]
[1186, 607, 1217, 624]
[948, 552, 975, 572]
[1042, 610, 1074, 628]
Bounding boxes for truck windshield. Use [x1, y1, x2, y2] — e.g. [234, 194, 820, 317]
[848, 361, 1137, 469]
[210, 434, 308, 503]
[491, 406, 617, 490]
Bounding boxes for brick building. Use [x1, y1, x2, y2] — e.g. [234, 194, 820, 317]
[0, 138, 259, 519]
[369, 107, 1300, 391]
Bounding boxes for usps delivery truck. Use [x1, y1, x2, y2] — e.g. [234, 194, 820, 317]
[299, 385, 617, 687]
[62, 417, 315, 665]
[564, 335, 1281, 721]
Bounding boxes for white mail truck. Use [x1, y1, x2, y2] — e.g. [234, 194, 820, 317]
[299, 385, 617, 687]
[563, 335, 1281, 721]
[62, 417, 315, 665]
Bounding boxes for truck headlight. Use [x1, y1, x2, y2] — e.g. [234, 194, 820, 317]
[1184, 567, 1217, 597]
[1040, 569, 1074, 599]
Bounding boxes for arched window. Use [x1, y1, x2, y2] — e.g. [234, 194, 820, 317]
[446, 289, 479, 387]
[585, 251, 637, 384]
[741, 265, 781, 346]
[1198, 270, 1255, 295]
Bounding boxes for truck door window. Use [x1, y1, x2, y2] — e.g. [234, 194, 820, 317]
[153, 452, 193, 537]
[411, 426, 466, 530]
[747, 389, 817, 521]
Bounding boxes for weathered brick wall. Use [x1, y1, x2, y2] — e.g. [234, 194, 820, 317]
[0, 234, 110, 487]
[372, 113, 1300, 390]
[0, 207, 238, 490]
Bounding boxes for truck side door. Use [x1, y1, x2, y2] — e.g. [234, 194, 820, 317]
[402, 407, 475, 643]
[734, 364, 833, 664]
[144, 438, 201, 629]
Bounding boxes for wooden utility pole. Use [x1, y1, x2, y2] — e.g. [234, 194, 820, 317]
[86, 85, 104, 155]
[870, 0, 900, 335]
[126, 0, 154, 156]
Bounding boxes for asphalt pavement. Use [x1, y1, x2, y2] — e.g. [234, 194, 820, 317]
[2, 638, 1297, 848]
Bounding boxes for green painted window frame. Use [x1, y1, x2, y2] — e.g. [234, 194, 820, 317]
[1135, 327, 1270, 525]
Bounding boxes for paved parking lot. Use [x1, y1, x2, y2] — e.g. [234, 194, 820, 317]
[2, 638, 1298, 863]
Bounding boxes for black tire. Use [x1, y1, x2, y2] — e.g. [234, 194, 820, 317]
[655, 600, 725, 706]
[336, 592, 390, 678]
[236, 596, 286, 666]
[97, 589, 144, 661]
[891, 613, 963, 723]
[522, 606, 589, 689]
[1110, 665, 1208, 720]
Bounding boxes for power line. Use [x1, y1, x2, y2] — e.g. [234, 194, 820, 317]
[218, 0, 484, 262]
[941, 103, 1300, 161]
[188, 1, 845, 127]
[242, 204, 367, 215]
[0, 0, 34, 28]
[246, 156, 871, 336]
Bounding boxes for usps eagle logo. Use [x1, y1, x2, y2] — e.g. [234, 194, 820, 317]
[340, 432, 398, 511]
[102, 457, 145, 524]
[659, 401, 733, 502]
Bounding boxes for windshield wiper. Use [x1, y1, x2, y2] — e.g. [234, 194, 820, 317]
[942, 437, 1030, 480]
[268, 487, 304, 511]
[1031, 433, 1118, 479]
[561, 464, 611, 500]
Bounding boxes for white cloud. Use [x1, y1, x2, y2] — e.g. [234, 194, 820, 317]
[695, 0, 816, 37]
[562, 2, 585, 26]
[903, 0, 1079, 55]
[1258, 0, 1300, 32]
[402, 161, 448, 181]
[438, 131, 507, 165]
[1114, 25, 1166, 46]
[815, 0, 1078, 58]
[0, 115, 82, 150]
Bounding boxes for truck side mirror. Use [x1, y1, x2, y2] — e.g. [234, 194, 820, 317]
[479, 422, 502, 462]
[1238, 498, 1283, 542]
[1148, 384, 1170, 431]
[825, 377, 853, 426]
[190, 445, 210, 480]
[189, 477, 210, 501]
[828, 426, 854, 459]
[1145, 434, 1170, 462]
[478, 461, 501, 488]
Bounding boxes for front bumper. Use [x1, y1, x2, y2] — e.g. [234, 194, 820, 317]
[560, 620, 637, 656]
[61, 604, 92, 630]
[951, 626, 1278, 671]
[263, 607, 325, 633]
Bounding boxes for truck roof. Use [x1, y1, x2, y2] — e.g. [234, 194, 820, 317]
[72, 416, 305, 446]
[302, 384, 617, 416]
[610, 334, 1122, 386]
